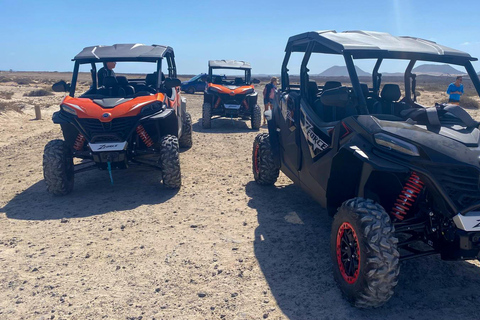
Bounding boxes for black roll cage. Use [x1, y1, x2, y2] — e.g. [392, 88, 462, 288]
[281, 46, 480, 116]
[69, 52, 178, 97]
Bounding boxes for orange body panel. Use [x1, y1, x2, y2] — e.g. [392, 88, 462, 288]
[207, 83, 254, 96]
[61, 94, 166, 122]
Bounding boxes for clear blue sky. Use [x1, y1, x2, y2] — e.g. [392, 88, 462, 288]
[2, 0, 480, 75]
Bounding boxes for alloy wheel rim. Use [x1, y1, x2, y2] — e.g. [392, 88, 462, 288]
[336, 222, 360, 284]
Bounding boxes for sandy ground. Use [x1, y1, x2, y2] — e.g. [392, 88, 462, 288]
[2, 77, 480, 319]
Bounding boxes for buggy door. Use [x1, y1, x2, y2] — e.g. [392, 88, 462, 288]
[297, 98, 336, 205]
[276, 91, 301, 177]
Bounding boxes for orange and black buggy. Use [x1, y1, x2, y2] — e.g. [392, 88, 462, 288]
[202, 60, 261, 129]
[44, 44, 192, 195]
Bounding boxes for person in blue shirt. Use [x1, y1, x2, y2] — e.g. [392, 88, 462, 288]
[446, 76, 464, 105]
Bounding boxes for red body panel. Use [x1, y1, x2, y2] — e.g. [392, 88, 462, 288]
[207, 83, 254, 96]
[61, 94, 166, 122]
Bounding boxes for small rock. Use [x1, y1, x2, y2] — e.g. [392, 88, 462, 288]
[120, 225, 125, 230]
[61, 218, 68, 223]
[198, 292, 206, 298]
[155, 288, 160, 293]
[231, 292, 238, 297]
[263, 313, 269, 319]
[190, 225, 198, 228]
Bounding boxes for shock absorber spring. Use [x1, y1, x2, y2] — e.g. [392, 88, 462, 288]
[214, 97, 222, 109]
[73, 133, 85, 151]
[136, 124, 153, 148]
[391, 172, 424, 220]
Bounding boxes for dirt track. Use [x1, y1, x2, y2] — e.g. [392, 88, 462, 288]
[2, 79, 480, 319]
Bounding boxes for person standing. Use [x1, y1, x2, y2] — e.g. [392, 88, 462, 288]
[446, 76, 464, 105]
[98, 61, 117, 87]
[263, 77, 278, 125]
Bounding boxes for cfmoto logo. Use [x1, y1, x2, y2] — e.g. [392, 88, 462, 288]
[102, 113, 111, 118]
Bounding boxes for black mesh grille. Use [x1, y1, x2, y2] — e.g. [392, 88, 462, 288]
[427, 165, 480, 210]
[76, 117, 138, 142]
[218, 93, 246, 105]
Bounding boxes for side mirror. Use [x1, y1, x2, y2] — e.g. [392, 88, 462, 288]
[320, 86, 350, 108]
[52, 80, 70, 92]
[252, 78, 260, 84]
[164, 78, 181, 89]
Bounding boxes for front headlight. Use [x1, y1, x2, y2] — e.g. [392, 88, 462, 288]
[141, 102, 164, 116]
[61, 104, 77, 115]
[374, 133, 420, 156]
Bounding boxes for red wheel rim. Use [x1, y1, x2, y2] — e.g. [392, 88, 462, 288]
[336, 222, 360, 284]
[254, 144, 260, 175]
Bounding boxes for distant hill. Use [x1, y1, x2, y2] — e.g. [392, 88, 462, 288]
[412, 64, 464, 76]
[318, 66, 370, 77]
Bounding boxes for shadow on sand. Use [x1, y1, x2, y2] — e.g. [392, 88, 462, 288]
[246, 181, 480, 320]
[1, 165, 178, 221]
[192, 118, 255, 134]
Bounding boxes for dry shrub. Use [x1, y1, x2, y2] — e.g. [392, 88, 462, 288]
[0, 76, 12, 83]
[0, 101, 23, 113]
[15, 78, 32, 85]
[23, 89, 53, 97]
[0, 91, 14, 99]
[459, 96, 480, 109]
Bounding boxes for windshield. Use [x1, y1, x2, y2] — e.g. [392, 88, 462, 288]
[209, 68, 248, 86]
[73, 61, 163, 99]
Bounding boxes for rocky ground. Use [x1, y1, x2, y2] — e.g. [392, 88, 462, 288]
[2, 74, 480, 319]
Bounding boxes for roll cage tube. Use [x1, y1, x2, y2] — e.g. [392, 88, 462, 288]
[90, 63, 97, 90]
[70, 61, 80, 97]
[404, 60, 416, 104]
[246, 69, 251, 84]
[156, 58, 162, 90]
[281, 47, 291, 92]
[300, 42, 314, 100]
[465, 61, 480, 97]
[165, 52, 177, 78]
[372, 59, 383, 96]
[343, 53, 368, 114]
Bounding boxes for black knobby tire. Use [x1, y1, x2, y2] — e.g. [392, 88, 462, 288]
[202, 103, 212, 129]
[331, 198, 400, 308]
[187, 87, 195, 94]
[251, 104, 261, 130]
[252, 133, 279, 185]
[43, 139, 74, 196]
[159, 135, 181, 189]
[178, 112, 193, 149]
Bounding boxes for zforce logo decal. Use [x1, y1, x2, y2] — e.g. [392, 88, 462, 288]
[301, 118, 329, 157]
[473, 220, 480, 228]
[98, 144, 119, 150]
